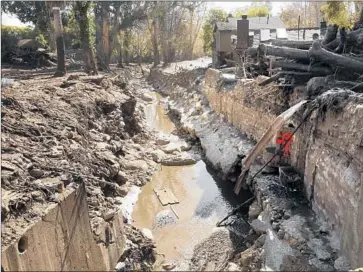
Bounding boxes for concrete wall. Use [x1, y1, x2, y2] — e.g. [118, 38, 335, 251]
[203, 68, 363, 268]
[2, 185, 125, 271]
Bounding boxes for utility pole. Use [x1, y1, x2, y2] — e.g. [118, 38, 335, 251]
[53, 7, 66, 77]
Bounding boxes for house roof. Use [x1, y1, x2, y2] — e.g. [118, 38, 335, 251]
[215, 16, 286, 31]
[215, 22, 233, 32]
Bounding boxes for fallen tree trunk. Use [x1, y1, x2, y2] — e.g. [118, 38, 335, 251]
[258, 71, 313, 86]
[310, 42, 363, 74]
[271, 60, 333, 75]
[259, 44, 309, 60]
[270, 40, 315, 50]
[259, 42, 363, 74]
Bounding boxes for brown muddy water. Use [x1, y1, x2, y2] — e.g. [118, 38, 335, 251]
[132, 92, 245, 269]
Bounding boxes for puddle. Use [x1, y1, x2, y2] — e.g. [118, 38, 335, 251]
[132, 92, 248, 268]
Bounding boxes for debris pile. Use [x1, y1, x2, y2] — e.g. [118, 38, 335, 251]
[1, 68, 161, 269]
[239, 25, 363, 96]
[3, 39, 57, 68]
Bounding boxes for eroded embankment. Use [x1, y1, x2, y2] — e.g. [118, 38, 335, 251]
[148, 63, 363, 270]
[1, 68, 172, 271]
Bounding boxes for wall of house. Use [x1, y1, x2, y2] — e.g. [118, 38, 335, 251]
[219, 31, 233, 53]
[1, 185, 125, 271]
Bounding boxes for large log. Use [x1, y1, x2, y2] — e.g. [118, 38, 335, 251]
[271, 60, 332, 75]
[310, 42, 363, 74]
[270, 40, 315, 50]
[259, 44, 309, 60]
[259, 42, 363, 74]
[258, 71, 313, 86]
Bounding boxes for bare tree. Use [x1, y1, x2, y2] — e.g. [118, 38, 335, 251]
[53, 6, 66, 77]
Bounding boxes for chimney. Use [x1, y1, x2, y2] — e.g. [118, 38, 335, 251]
[237, 15, 249, 50]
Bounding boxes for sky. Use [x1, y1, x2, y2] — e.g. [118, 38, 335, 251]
[1, 1, 288, 27]
[209, 2, 288, 16]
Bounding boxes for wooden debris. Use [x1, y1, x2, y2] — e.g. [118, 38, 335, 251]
[153, 188, 179, 206]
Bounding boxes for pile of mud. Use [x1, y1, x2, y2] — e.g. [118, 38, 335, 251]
[1, 68, 159, 269]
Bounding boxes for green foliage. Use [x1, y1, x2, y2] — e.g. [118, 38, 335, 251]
[321, 2, 351, 28]
[236, 3, 270, 18]
[201, 8, 227, 54]
[35, 33, 47, 48]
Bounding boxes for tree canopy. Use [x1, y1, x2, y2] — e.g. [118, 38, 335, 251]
[201, 8, 227, 54]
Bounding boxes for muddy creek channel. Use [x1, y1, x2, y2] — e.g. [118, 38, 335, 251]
[131, 92, 249, 270]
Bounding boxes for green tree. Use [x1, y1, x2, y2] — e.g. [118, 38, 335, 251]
[321, 2, 351, 28]
[201, 8, 227, 54]
[235, 3, 270, 18]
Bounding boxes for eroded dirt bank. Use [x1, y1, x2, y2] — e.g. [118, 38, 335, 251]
[1, 66, 189, 271]
[147, 60, 360, 271]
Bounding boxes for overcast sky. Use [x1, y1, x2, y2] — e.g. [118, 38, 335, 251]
[1, 2, 288, 27]
[209, 2, 288, 16]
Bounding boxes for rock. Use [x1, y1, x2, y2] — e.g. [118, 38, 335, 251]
[141, 92, 154, 102]
[115, 197, 123, 205]
[33, 177, 64, 193]
[156, 138, 170, 146]
[309, 258, 334, 271]
[334, 256, 350, 271]
[226, 262, 241, 271]
[151, 149, 166, 163]
[141, 228, 154, 241]
[254, 234, 266, 249]
[264, 229, 294, 271]
[115, 186, 128, 197]
[161, 154, 196, 166]
[115, 262, 126, 271]
[251, 218, 268, 235]
[248, 201, 261, 220]
[240, 248, 254, 267]
[31, 191, 44, 202]
[162, 263, 176, 271]
[103, 210, 116, 221]
[29, 168, 44, 178]
[122, 160, 148, 171]
[114, 171, 128, 185]
[272, 222, 280, 231]
[316, 249, 331, 261]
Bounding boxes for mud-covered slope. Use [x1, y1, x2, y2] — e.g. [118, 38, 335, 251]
[1, 69, 161, 270]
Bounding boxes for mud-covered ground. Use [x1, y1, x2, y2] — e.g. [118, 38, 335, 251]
[1, 65, 196, 270]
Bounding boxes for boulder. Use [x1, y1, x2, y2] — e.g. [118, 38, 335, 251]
[141, 92, 154, 102]
[251, 218, 268, 235]
[114, 170, 128, 185]
[240, 248, 254, 267]
[122, 159, 148, 171]
[151, 149, 166, 163]
[248, 201, 261, 220]
[161, 153, 196, 166]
